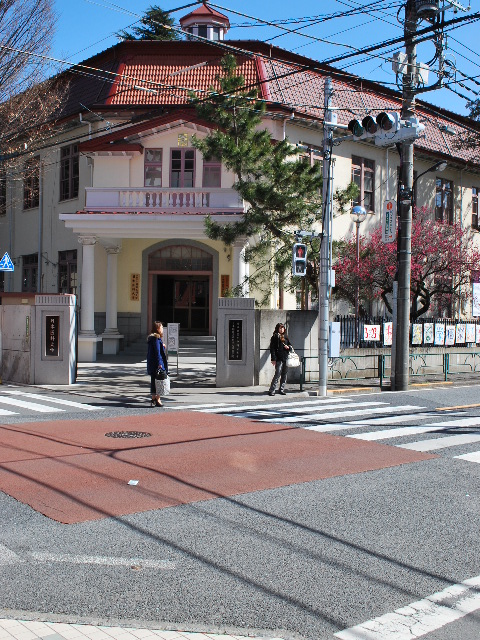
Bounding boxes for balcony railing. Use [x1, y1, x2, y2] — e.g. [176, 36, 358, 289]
[84, 187, 244, 214]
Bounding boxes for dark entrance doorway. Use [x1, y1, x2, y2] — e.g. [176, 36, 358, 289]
[148, 245, 213, 335]
[153, 276, 209, 334]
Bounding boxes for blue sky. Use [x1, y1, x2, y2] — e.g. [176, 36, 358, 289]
[52, 0, 479, 117]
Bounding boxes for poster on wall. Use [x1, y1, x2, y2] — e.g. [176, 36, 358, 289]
[456, 324, 466, 344]
[473, 283, 480, 316]
[445, 325, 456, 345]
[434, 323, 445, 345]
[466, 324, 476, 343]
[424, 323, 434, 344]
[383, 322, 393, 346]
[363, 325, 380, 341]
[412, 324, 423, 345]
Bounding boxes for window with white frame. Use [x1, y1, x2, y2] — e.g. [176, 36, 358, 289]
[435, 178, 453, 224]
[472, 187, 479, 229]
[144, 149, 163, 187]
[352, 156, 375, 212]
[202, 157, 221, 188]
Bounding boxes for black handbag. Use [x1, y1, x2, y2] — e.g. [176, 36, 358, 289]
[155, 367, 168, 380]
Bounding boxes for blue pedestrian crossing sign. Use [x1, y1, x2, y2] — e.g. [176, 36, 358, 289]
[0, 252, 14, 271]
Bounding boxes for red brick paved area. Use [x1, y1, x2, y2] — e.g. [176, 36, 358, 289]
[0, 413, 436, 523]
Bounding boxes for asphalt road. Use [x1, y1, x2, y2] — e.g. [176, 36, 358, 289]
[0, 383, 479, 639]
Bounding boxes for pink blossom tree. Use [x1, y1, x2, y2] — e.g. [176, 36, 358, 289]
[334, 210, 480, 320]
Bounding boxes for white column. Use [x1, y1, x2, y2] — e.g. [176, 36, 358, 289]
[78, 236, 101, 361]
[102, 245, 123, 355]
[232, 239, 249, 296]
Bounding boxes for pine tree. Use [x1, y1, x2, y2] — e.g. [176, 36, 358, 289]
[116, 5, 180, 41]
[191, 54, 324, 303]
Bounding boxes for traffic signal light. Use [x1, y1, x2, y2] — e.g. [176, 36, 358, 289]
[347, 112, 424, 147]
[292, 243, 307, 277]
[348, 112, 400, 142]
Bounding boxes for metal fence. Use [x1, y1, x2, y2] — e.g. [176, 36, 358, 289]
[335, 315, 480, 350]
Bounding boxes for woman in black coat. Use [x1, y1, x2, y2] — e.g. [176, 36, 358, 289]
[268, 322, 292, 396]
[146, 320, 168, 407]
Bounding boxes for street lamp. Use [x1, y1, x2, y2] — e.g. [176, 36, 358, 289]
[350, 204, 367, 347]
[412, 160, 447, 199]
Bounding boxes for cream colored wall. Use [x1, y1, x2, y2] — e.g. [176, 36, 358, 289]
[129, 128, 235, 189]
[93, 156, 130, 187]
[111, 237, 233, 313]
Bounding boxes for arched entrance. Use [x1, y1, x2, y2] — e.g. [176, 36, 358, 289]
[148, 244, 214, 335]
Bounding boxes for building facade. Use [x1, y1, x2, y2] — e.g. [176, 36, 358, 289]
[0, 6, 479, 360]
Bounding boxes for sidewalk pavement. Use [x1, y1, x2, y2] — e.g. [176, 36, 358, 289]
[0, 617, 286, 640]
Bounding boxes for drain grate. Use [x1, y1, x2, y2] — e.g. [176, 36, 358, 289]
[105, 431, 152, 439]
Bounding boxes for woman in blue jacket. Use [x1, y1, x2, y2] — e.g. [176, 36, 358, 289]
[147, 321, 168, 407]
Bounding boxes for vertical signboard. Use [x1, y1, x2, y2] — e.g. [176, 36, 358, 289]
[382, 200, 396, 243]
[167, 323, 179, 352]
[228, 319, 243, 361]
[45, 315, 59, 357]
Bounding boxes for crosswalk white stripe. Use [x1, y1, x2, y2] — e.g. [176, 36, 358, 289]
[399, 433, 480, 451]
[0, 408, 17, 416]
[197, 397, 353, 413]
[0, 396, 64, 413]
[168, 402, 231, 410]
[334, 574, 480, 640]
[350, 425, 447, 441]
[262, 403, 421, 424]
[345, 412, 443, 426]
[407, 415, 480, 429]
[455, 451, 480, 463]
[1, 390, 103, 411]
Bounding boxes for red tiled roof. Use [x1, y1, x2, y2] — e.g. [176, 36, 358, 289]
[106, 52, 258, 106]
[180, 4, 229, 25]
[62, 40, 479, 167]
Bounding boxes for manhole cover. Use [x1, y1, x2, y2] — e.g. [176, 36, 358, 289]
[105, 431, 152, 439]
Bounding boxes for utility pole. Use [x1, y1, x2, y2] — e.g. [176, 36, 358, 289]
[395, 0, 417, 391]
[319, 77, 333, 396]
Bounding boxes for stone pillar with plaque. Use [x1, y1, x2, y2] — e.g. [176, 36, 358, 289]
[216, 298, 255, 387]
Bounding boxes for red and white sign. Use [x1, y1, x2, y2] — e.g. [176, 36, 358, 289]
[382, 200, 396, 243]
[364, 324, 381, 341]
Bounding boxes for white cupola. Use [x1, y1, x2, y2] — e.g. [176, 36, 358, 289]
[180, 2, 230, 41]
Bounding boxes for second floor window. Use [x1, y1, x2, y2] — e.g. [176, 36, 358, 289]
[472, 187, 479, 229]
[202, 157, 221, 188]
[352, 156, 375, 212]
[145, 149, 162, 187]
[435, 178, 453, 224]
[60, 144, 79, 201]
[23, 157, 40, 210]
[171, 148, 195, 188]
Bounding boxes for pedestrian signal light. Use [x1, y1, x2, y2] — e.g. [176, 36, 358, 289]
[292, 243, 307, 277]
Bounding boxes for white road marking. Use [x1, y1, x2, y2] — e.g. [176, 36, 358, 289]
[334, 574, 480, 640]
[0, 544, 23, 565]
[345, 412, 446, 426]
[168, 402, 231, 410]
[30, 552, 176, 569]
[399, 433, 480, 451]
[0, 396, 64, 413]
[0, 408, 17, 416]
[455, 451, 480, 463]
[264, 403, 420, 424]
[350, 425, 448, 441]
[198, 397, 353, 413]
[1, 390, 103, 411]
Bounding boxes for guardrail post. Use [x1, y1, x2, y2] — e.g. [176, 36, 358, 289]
[378, 354, 384, 388]
[300, 356, 305, 392]
[444, 352, 449, 382]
